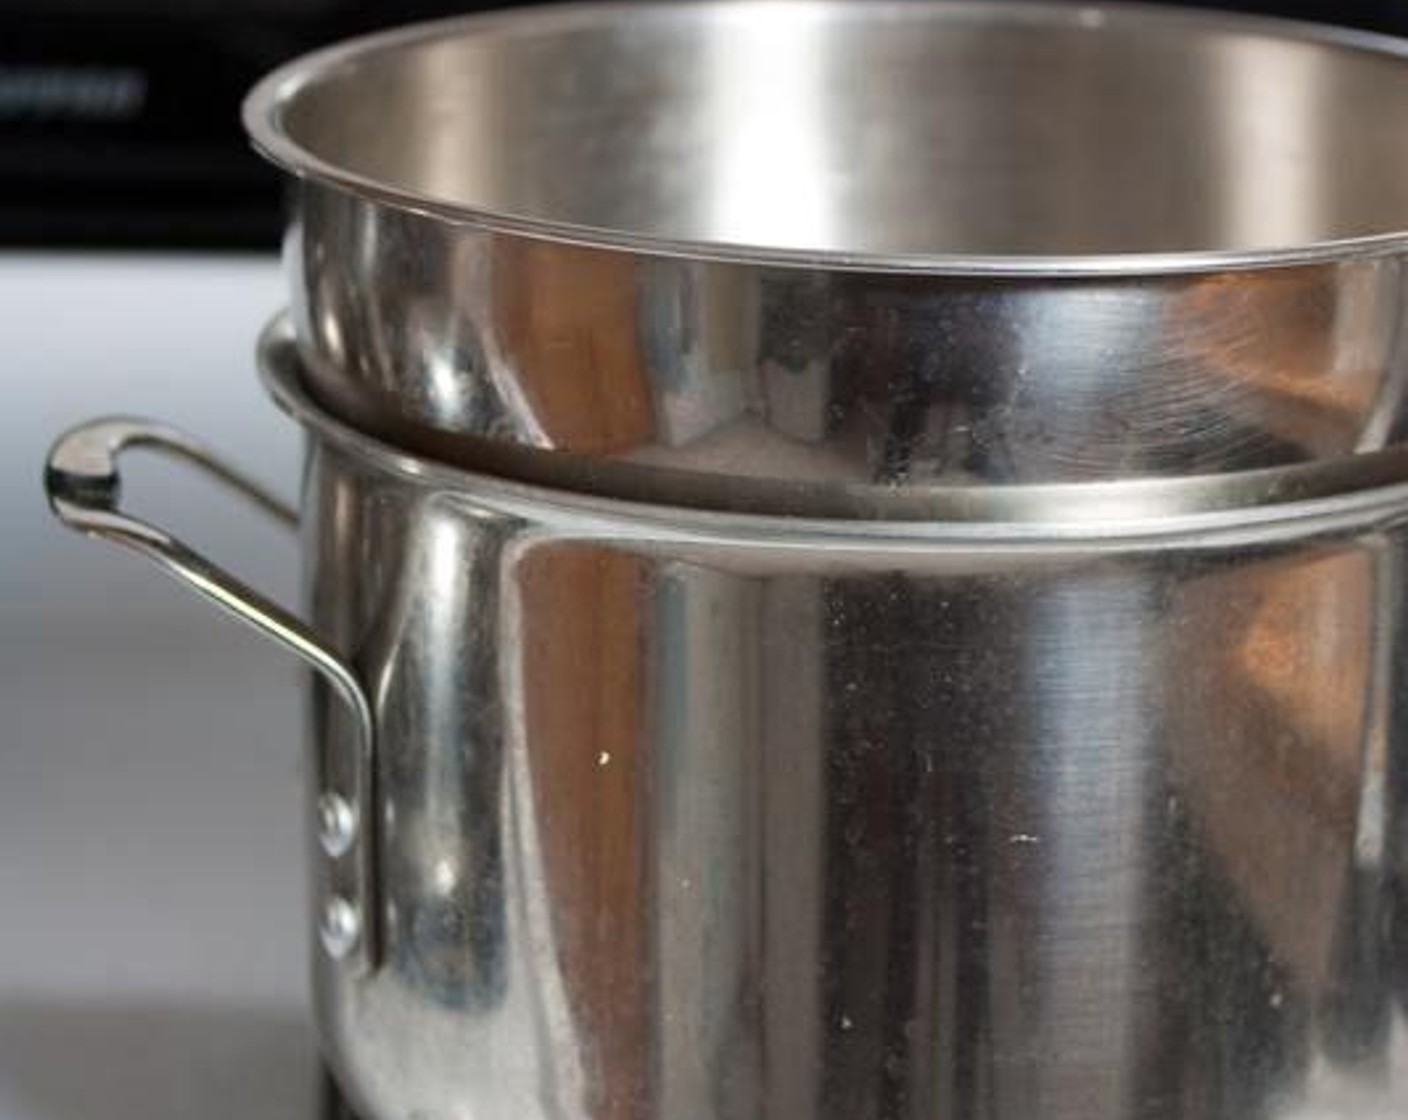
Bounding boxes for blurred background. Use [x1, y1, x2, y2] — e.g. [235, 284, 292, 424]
[2, 2, 1407, 1120]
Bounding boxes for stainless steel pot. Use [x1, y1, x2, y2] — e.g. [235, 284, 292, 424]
[243, 1, 1408, 512]
[45, 327, 1408, 1120]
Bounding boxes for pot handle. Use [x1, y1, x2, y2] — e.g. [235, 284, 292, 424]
[45, 417, 378, 976]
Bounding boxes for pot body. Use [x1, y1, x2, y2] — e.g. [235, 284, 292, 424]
[43, 359, 1408, 1120]
[296, 424, 1408, 1120]
[249, 1, 1408, 510]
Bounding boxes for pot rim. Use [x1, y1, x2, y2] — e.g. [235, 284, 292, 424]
[243, 0, 1408, 278]
[259, 318, 1408, 545]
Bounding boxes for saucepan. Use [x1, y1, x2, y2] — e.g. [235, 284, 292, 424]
[46, 321, 1408, 1120]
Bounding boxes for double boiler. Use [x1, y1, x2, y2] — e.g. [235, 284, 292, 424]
[46, 4, 1408, 1118]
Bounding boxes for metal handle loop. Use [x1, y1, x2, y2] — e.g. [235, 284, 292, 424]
[45, 418, 378, 974]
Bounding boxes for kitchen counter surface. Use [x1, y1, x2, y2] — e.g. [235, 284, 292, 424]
[0, 254, 319, 1120]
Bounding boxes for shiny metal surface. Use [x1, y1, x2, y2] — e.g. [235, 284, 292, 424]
[257, 315, 1408, 528]
[279, 350, 1408, 1120]
[48, 355, 1408, 1119]
[246, 1, 1408, 506]
[44, 419, 380, 976]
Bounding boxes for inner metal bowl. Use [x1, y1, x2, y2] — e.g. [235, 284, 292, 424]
[246, 1, 1408, 505]
[258, 313, 1408, 522]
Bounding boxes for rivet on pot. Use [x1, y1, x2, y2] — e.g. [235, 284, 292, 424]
[317, 791, 357, 858]
[320, 895, 361, 960]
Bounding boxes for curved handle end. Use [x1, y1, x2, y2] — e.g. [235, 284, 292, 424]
[47, 417, 296, 533]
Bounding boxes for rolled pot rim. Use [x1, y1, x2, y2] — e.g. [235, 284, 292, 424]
[242, 0, 1408, 278]
[259, 319, 1408, 546]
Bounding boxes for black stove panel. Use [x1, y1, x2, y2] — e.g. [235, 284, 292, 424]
[0, 1, 483, 248]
